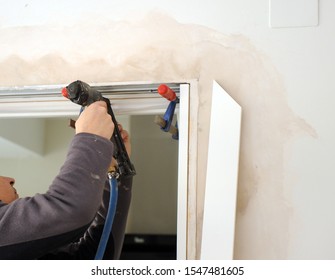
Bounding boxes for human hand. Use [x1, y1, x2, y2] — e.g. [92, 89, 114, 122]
[118, 124, 131, 157]
[75, 101, 114, 140]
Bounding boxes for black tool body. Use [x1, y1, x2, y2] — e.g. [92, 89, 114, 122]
[63, 80, 136, 178]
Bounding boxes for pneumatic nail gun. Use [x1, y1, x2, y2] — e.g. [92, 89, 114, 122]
[62, 80, 136, 178]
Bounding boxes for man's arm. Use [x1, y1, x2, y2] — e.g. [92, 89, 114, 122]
[0, 102, 115, 260]
[41, 175, 133, 260]
[40, 126, 134, 260]
[0, 133, 114, 259]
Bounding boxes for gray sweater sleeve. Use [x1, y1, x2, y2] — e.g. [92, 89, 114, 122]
[41, 176, 133, 260]
[0, 133, 115, 259]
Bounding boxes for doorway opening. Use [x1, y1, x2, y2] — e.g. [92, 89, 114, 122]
[0, 81, 195, 259]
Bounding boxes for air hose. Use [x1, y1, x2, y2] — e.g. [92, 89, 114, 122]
[94, 173, 119, 260]
[61, 80, 136, 260]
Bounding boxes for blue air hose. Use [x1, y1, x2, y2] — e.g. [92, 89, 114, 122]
[94, 175, 118, 260]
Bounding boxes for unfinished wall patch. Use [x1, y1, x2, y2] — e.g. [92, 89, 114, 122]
[0, 12, 316, 259]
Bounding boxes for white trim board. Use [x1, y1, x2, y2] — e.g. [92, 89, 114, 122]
[201, 81, 242, 260]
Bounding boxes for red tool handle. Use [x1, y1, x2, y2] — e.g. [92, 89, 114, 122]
[157, 84, 177, 101]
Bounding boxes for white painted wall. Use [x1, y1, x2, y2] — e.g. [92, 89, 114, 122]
[0, 119, 74, 196]
[1, 0, 334, 259]
[0, 118, 46, 157]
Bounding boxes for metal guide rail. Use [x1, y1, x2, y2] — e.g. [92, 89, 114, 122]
[0, 83, 181, 100]
[0, 82, 182, 117]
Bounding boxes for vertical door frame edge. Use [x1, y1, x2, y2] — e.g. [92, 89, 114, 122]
[178, 80, 198, 260]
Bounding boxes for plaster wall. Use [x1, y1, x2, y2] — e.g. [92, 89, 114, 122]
[0, 0, 334, 259]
